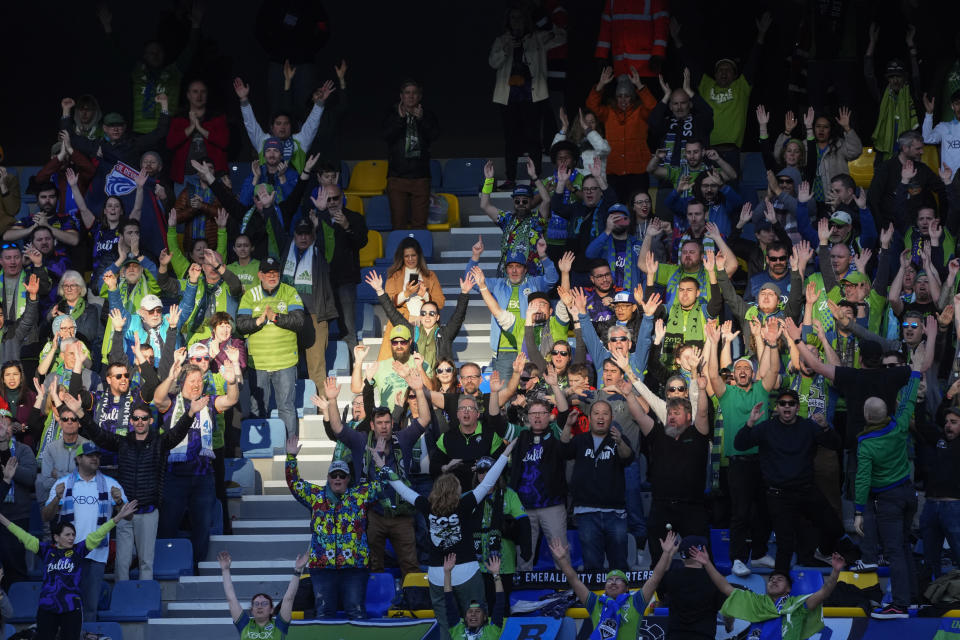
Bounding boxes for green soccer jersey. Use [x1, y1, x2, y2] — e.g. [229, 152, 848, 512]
[238, 283, 303, 371]
[228, 260, 261, 293]
[719, 384, 770, 457]
[586, 591, 647, 640]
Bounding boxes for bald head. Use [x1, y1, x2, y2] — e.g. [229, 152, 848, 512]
[863, 397, 889, 425]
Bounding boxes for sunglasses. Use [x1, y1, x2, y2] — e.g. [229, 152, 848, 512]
[767, 255, 788, 262]
[777, 178, 794, 184]
[513, 198, 530, 205]
[437, 366, 454, 374]
[882, 362, 902, 368]
[60, 416, 79, 423]
[0, 243, 17, 251]
[778, 400, 797, 407]
[902, 321, 919, 328]
[131, 415, 151, 422]
[328, 472, 349, 480]
[550, 350, 569, 356]
[391, 338, 409, 345]
[191, 355, 211, 362]
[609, 336, 630, 343]
[144, 308, 162, 314]
[519, 376, 533, 383]
[111, 373, 130, 380]
[667, 385, 686, 393]
[420, 310, 438, 317]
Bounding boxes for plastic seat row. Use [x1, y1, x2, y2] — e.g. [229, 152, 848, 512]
[7, 579, 161, 623]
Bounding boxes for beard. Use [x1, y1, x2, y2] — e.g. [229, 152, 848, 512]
[664, 424, 684, 438]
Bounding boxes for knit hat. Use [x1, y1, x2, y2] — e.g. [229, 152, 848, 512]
[759, 282, 782, 298]
[264, 137, 284, 152]
[51, 315, 73, 334]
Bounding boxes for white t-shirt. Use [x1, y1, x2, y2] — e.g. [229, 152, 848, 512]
[46, 473, 126, 564]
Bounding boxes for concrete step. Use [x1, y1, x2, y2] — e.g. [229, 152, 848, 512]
[166, 601, 233, 618]
[147, 618, 236, 640]
[230, 494, 308, 521]
[178, 573, 298, 601]
[230, 519, 310, 536]
[196, 559, 298, 577]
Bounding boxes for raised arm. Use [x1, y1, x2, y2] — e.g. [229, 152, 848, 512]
[548, 537, 591, 605]
[279, 551, 309, 622]
[689, 546, 735, 596]
[218, 551, 244, 621]
[642, 531, 680, 604]
[803, 554, 845, 609]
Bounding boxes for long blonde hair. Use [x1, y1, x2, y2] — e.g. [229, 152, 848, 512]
[428, 473, 461, 516]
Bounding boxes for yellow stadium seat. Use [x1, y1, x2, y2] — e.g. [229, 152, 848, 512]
[345, 194, 364, 215]
[838, 570, 879, 590]
[427, 193, 461, 231]
[824, 607, 866, 617]
[345, 160, 388, 197]
[387, 572, 434, 618]
[848, 148, 875, 189]
[358, 230, 383, 267]
[923, 144, 941, 174]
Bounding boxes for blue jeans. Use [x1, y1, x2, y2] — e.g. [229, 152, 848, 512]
[920, 500, 960, 579]
[309, 568, 369, 619]
[623, 460, 648, 545]
[158, 473, 216, 564]
[874, 483, 918, 608]
[79, 558, 105, 622]
[250, 365, 298, 436]
[491, 350, 517, 381]
[576, 510, 628, 572]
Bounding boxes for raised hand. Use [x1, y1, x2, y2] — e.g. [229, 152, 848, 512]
[798, 180, 812, 203]
[558, 251, 575, 274]
[756, 104, 770, 126]
[364, 269, 384, 294]
[941, 165, 954, 185]
[654, 318, 666, 344]
[901, 159, 917, 183]
[643, 248, 659, 276]
[923, 93, 935, 114]
[483, 160, 495, 180]
[233, 77, 250, 101]
[526, 156, 538, 180]
[784, 110, 797, 133]
[597, 66, 614, 89]
[167, 303, 181, 329]
[817, 217, 831, 245]
[471, 235, 484, 261]
[836, 106, 852, 130]
[703, 249, 716, 273]
[443, 553, 457, 573]
[285, 433, 301, 457]
[749, 401, 765, 425]
[469, 265, 486, 289]
[640, 291, 661, 317]
[102, 270, 118, 291]
[489, 371, 503, 393]
[803, 106, 814, 130]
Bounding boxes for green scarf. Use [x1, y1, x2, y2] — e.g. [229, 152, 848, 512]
[321, 221, 336, 263]
[871, 84, 918, 155]
[720, 589, 823, 640]
[416, 326, 438, 371]
[68, 297, 87, 322]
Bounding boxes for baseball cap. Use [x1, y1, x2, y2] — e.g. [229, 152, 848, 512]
[76, 442, 101, 457]
[139, 294, 162, 311]
[885, 59, 906, 77]
[777, 388, 800, 402]
[465, 600, 487, 612]
[840, 270, 869, 285]
[613, 291, 635, 304]
[259, 257, 282, 273]
[505, 250, 527, 266]
[759, 282, 782, 298]
[829, 210, 853, 226]
[511, 184, 535, 199]
[103, 112, 126, 126]
[328, 460, 350, 476]
[390, 325, 412, 341]
[188, 343, 209, 358]
[121, 252, 141, 267]
[474, 456, 495, 472]
[263, 137, 284, 152]
[606, 569, 628, 583]
[946, 407, 960, 420]
[680, 535, 709, 559]
[528, 291, 550, 305]
[294, 219, 314, 235]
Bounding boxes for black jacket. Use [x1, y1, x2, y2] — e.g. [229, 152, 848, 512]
[561, 430, 632, 508]
[210, 176, 308, 261]
[279, 234, 338, 323]
[868, 155, 946, 231]
[376, 291, 469, 365]
[647, 94, 714, 169]
[734, 416, 840, 490]
[64, 114, 170, 169]
[431, 413, 507, 489]
[508, 416, 570, 504]
[383, 108, 440, 179]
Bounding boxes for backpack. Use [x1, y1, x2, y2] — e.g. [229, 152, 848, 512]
[925, 569, 960, 606]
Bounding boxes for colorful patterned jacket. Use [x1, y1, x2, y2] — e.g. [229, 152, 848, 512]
[285, 455, 382, 569]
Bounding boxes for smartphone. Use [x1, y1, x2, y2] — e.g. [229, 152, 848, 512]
[408, 273, 419, 285]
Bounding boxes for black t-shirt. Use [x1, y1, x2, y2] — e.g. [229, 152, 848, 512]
[901, 299, 937, 319]
[833, 365, 910, 447]
[646, 423, 710, 501]
[659, 567, 726, 639]
[414, 493, 480, 567]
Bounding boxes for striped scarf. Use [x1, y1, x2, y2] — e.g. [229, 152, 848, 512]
[2, 439, 15, 503]
[60, 471, 113, 549]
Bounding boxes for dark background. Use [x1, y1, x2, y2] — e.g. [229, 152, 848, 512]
[1, 0, 958, 165]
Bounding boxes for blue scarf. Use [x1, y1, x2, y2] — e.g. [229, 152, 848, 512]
[590, 593, 630, 640]
[2, 439, 15, 503]
[60, 471, 113, 549]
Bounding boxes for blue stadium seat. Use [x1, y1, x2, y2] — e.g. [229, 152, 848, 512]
[99, 580, 162, 621]
[510, 589, 556, 609]
[224, 457, 256, 497]
[357, 267, 388, 304]
[228, 163, 252, 190]
[7, 581, 41, 623]
[430, 159, 443, 190]
[728, 574, 767, 595]
[364, 195, 393, 231]
[790, 569, 824, 596]
[4, 623, 15, 639]
[82, 622, 123, 640]
[18, 166, 43, 204]
[153, 539, 194, 579]
[29, 500, 42, 536]
[240, 418, 286, 458]
[376, 230, 434, 269]
[441, 158, 485, 195]
[366, 572, 397, 617]
[740, 152, 768, 191]
[340, 161, 352, 189]
[710, 529, 733, 575]
[269, 378, 318, 419]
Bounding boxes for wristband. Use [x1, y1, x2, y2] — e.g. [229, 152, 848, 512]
[481, 178, 495, 195]
[794, 339, 801, 345]
[293, 569, 302, 576]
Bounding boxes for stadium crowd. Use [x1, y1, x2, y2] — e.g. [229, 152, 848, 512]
[4, 1, 960, 640]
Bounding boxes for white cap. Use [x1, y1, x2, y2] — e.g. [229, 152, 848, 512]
[139, 294, 162, 311]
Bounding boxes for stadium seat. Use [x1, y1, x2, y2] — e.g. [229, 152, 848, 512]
[82, 622, 124, 640]
[710, 528, 733, 575]
[838, 570, 879, 590]
[17, 166, 43, 204]
[344, 194, 364, 215]
[269, 378, 318, 418]
[358, 230, 383, 267]
[922, 143, 941, 174]
[510, 589, 556, 609]
[357, 267, 388, 304]
[99, 580, 162, 621]
[223, 457, 256, 497]
[4, 623, 15, 639]
[366, 572, 397, 617]
[790, 569, 824, 596]
[740, 152, 768, 190]
[377, 230, 434, 268]
[441, 158, 485, 195]
[340, 161, 352, 189]
[153, 539, 195, 579]
[394, 572, 434, 618]
[228, 162, 252, 189]
[364, 196, 393, 231]
[848, 148, 875, 189]
[427, 193, 461, 231]
[240, 418, 286, 458]
[430, 159, 443, 190]
[728, 574, 767, 595]
[345, 160, 388, 196]
[7, 581, 41, 623]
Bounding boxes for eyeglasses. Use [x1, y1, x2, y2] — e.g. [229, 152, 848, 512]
[667, 385, 687, 393]
[131, 415, 151, 422]
[882, 362, 902, 368]
[767, 255, 788, 262]
[326, 196, 340, 203]
[420, 310, 438, 317]
[391, 338, 409, 345]
[59, 325, 76, 331]
[902, 321, 919, 328]
[436, 366, 454, 373]
[777, 178, 794, 184]
[62, 283, 81, 289]
[632, 200, 650, 206]
[457, 406, 478, 413]
[111, 373, 130, 380]
[609, 336, 630, 343]
[528, 410, 549, 415]
[550, 350, 569, 356]
[251, 600, 272, 608]
[191, 355, 211, 362]
[591, 272, 612, 279]
[778, 400, 797, 407]
[582, 186, 600, 193]
[60, 416, 79, 423]
[328, 472, 349, 480]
